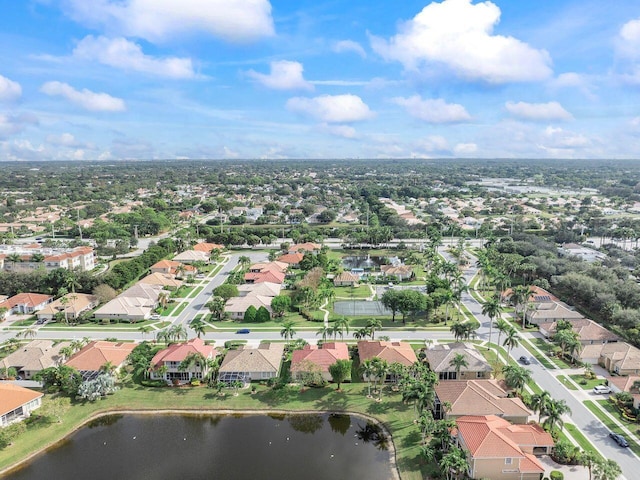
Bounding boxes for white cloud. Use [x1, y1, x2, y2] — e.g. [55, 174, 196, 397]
[454, 142, 478, 155]
[0, 113, 38, 139]
[370, 0, 552, 84]
[73, 36, 197, 79]
[46, 133, 95, 149]
[41, 81, 126, 112]
[505, 101, 572, 121]
[333, 40, 366, 58]
[542, 125, 590, 148]
[246, 61, 313, 91]
[320, 124, 358, 139]
[0, 75, 22, 102]
[64, 0, 274, 43]
[392, 95, 471, 123]
[286, 94, 374, 123]
[548, 72, 596, 100]
[616, 18, 640, 84]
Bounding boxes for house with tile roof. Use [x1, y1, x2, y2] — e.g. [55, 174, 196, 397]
[525, 301, 584, 325]
[608, 375, 640, 408]
[0, 383, 43, 427]
[455, 415, 554, 480]
[333, 271, 360, 287]
[434, 380, 531, 423]
[172, 250, 210, 264]
[502, 286, 558, 304]
[424, 343, 493, 380]
[225, 294, 274, 320]
[538, 318, 619, 345]
[598, 342, 640, 375]
[248, 261, 288, 273]
[36, 293, 99, 322]
[291, 342, 350, 382]
[150, 338, 218, 384]
[0, 340, 70, 379]
[93, 283, 163, 322]
[65, 340, 137, 380]
[193, 242, 225, 253]
[276, 252, 304, 268]
[0, 293, 53, 314]
[380, 264, 414, 281]
[237, 282, 282, 298]
[139, 272, 183, 289]
[244, 270, 286, 284]
[358, 341, 417, 382]
[218, 343, 284, 383]
[288, 242, 321, 254]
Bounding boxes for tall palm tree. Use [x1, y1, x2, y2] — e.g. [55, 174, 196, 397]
[502, 327, 520, 357]
[352, 327, 370, 340]
[366, 318, 382, 340]
[316, 325, 331, 342]
[481, 294, 503, 349]
[360, 359, 375, 397]
[238, 255, 251, 270]
[138, 325, 152, 339]
[280, 320, 296, 343]
[530, 390, 552, 423]
[189, 318, 206, 338]
[502, 364, 531, 393]
[512, 285, 534, 328]
[449, 353, 468, 380]
[334, 316, 350, 340]
[179, 352, 207, 380]
[542, 398, 571, 433]
[440, 447, 468, 480]
[593, 458, 622, 480]
[449, 322, 467, 342]
[580, 449, 598, 480]
[494, 318, 510, 351]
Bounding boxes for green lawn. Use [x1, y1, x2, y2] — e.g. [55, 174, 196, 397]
[569, 374, 607, 391]
[530, 338, 572, 369]
[0, 382, 430, 480]
[171, 286, 196, 298]
[334, 285, 373, 299]
[170, 302, 189, 317]
[564, 423, 604, 460]
[10, 318, 36, 327]
[583, 400, 640, 457]
[556, 375, 578, 390]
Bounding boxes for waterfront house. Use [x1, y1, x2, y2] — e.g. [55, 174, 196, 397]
[424, 343, 492, 380]
[0, 383, 43, 427]
[291, 342, 350, 382]
[218, 343, 284, 383]
[150, 338, 217, 384]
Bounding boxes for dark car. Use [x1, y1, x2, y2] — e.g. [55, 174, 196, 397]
[236, 328, 251, 334]
[518, 356, 531, 365]
[609, 432, 629, 447]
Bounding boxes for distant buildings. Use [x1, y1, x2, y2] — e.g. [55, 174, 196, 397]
[0, 246, 95, 272]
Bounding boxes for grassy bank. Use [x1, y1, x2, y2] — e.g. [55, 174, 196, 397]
[0, 382, 427, 480]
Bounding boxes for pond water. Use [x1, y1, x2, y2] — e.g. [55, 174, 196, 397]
[6, 413, 394, 480]
[342, 255, 388, 270]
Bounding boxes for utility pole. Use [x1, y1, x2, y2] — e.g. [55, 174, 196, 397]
[133, 224, 139, 240]
[77, 209, 83, 241]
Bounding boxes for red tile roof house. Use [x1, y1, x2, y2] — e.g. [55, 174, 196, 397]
[150, 338, 217, 384]
[244, 270, 286, 284]
[1, 293, 53, 314]
[455, 415, 554, 480]
[65, 341, 137, 380]
[291, 343, 350, 383]
[276, 252, 304, 268]
[0, 383, 43, 427]
[288, 242, 321, 254]
[149, 259, 197, 277]
[193, 242, 225, 253]
[357, 341, 417, 382]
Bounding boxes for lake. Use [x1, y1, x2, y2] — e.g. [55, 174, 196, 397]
[6, 413, 395, 480]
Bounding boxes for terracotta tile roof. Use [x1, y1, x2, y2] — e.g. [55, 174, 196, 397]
[289, 242, 320, 253]
[244, 270, 286, 284]
[193, 242, 225, 252]
[36, 293, 98, 317]
[276, 253, 304, 265]
[539, 318, 619, 343]
[6, 293, 52, 308]
[65, 341, 136, 372]
[139, 272, 183, 288]
[0, 383, 43, 417]
[333, 272, 359, 283]
[151, 259, 180, 269]
[435, 380, 531, 419]
[520, 453, 545, 473]
[291, 342, 350, 374]
[357, 341, 417, 366]
[249, 261, 288, 273]
[151, 338, 217, 366]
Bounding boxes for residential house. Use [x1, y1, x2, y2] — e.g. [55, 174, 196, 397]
[525, 301, 584, 325]
[172, 250, 210, 264]
[44, 246, 95, 271]
[558, 243, 606, 263]
[150, 338, 217, 384]
[380, 264, 414, 281]
[237, 282, 282, 298]
[333, 271, 360, 287]
[36, 293, 99, 322]
[0, 383, 43, 427]
[608, 375, 640, 408]
[65, 340, 137, 380]
[139, 272, 183, 289]
[225, 294, 273, 320]
[433, 380, 531, 423]
[0, 340, 70, 379]
[456, 415, 554, 480]
[193, 242, 225, 253]
[538, 318, 619, 345]
[424, 343, 493, 380]
[502, 286, 558, 304]
[598, 342, 640, 375]
[244, 270, 286, 284]
[288, 242, 321, 254]
[358, 341, 417, 382]
[218, 343, 285, 383]
[149, 260, 193, 276]
[291, 343, 350, 382]
[248, 261, 288, 274]
[276, 252, 304, 268]
[0, 293, 53, 314]
[93, 283, 163, 322]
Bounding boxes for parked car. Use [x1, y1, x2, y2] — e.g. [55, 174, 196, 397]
[593, 385, 612, 394]
[609, 432, 629, 447]
[518, 356, 531, 365]
[149, 314, 161, 320]
[236, 328, 251, 334]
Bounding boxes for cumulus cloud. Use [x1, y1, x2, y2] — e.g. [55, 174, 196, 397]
[548, 72, 596, 100]
[392, 95, 471, 123]
[41, 81, 126, 112]
[63, 0, 274, 43]
[333, 40, 366, 58]
[73, 36, 197, 79]
[0, 75, 22, 102]
[286, 94, 374, 123]
[541, 126, 590, 149]
[320, 124, 358, 139]
[370, 0, 552, 83]
[46, 132, 95, 150]
[0, 113, 38, 139]
[454, 143, 478, 155]
[505, 101, 572, 121]
[246, 61, 313, 91]
[616, 18, 640, 84]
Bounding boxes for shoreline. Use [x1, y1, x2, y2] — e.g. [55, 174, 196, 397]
[0, 407, 401, 480]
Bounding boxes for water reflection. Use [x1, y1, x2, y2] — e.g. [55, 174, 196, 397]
[356, 421, 389, 451]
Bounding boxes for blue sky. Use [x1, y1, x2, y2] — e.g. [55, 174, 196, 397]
[1, 0, 640, 160]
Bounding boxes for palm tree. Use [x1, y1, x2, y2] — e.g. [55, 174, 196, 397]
[530, 390, 552, 423]
[99, 361, 116, 375]
[17, 327, 38, 341]
[502, 326, 519, 356]
[449, 353, 469, 380]
[593, 458, 622, 480]
[280, 320, 296, 343]
[360, 359, 375, 397]
[494, 318, 510, 351]
[238, 255, 251, 270]
[158, 291, 170, 310]
[512, 285, 534, 328]
[59, 295, 70, 324]
[580, 449, 598, 480]
[502, 364, 531, 393]
[440, 447, 468, 480]
[366, 318, 382, 340]
[7, 253, 22, 269]
[334, 316, 350, 340]
[138, 325, 152, 339]
[189, 318, 207, 338]
[542, 398, 571, 432]
[481, 294, 503, 349]
[371, 357, 389, 400]
[179, 352, 207, 380]
[352, 327, 370, 340]
[316, 325, 331, 342]
[449, 322, 467, 342]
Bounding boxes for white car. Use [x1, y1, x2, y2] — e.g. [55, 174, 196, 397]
[149, 314, 161, 320]
[593, 385, 611, 394]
